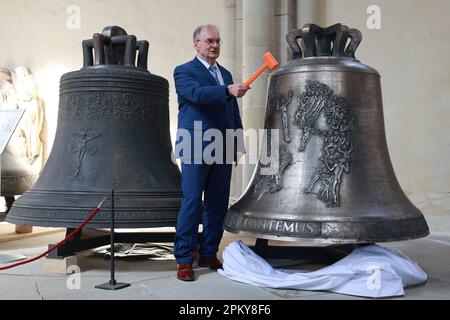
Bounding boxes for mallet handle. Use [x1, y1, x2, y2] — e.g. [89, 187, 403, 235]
[245, 64, 268, 87]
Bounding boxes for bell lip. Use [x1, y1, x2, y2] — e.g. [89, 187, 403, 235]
[4, 216, 179, 229]
[223, 209, 430, 244]
[6, 188, 183, 228]
[6, 205, 181, 229]
[274, 56, 380, 77]
[223, 227, 430, 244]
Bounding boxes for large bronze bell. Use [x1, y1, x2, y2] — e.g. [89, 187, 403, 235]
[7, 26, 182, 228]
[224, 24, 429, 244]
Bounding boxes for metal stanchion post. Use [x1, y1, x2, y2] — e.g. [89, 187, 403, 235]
[95, 189, 130, 290]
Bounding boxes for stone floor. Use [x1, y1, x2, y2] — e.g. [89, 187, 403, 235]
[0, 212, 449, 300]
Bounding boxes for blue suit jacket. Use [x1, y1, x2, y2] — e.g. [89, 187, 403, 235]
[174, 57, 244, 131]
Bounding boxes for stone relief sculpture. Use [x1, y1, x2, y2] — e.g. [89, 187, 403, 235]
[0, 66, 46, 214]
[13, 66, 48, 173]
[0, 68, 17, 109]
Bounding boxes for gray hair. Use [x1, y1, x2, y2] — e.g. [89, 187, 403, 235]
[193, 24, 220, 42]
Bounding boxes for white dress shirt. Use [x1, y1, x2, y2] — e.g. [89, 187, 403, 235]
[196, 56, 225, 85]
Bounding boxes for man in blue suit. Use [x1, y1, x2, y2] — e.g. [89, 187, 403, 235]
[173, 24, 248, 281]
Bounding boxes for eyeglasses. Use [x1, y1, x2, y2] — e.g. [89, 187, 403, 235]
[196, 39, 223, 46]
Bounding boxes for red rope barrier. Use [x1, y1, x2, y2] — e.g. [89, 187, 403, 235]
[0, 197, 107, 271]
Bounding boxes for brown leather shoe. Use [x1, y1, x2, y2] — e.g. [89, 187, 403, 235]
[198, 256, 223, 270]
[177, 263, 195, 281]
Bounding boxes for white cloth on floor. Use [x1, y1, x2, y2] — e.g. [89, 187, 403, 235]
[218, 240, 427, 298]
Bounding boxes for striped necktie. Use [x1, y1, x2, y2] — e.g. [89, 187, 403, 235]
[209, 65, 221, 85]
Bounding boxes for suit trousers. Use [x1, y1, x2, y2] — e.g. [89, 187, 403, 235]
[174, 161, 232, 264]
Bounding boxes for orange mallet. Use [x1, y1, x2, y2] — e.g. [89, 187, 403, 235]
[244, 52, 279, 87]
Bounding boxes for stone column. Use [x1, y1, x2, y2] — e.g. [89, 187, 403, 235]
[233, 0, 245, 199]
[241, 0, 275, 189]
[223, 0, 236, 75]
[275, 0, 296, 66]
[223, 0, 242, 201]
[235, 0, 243, 82]
[296, 0, 320, 28]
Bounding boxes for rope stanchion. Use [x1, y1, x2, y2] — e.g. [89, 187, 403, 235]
[0, 197, 107, 271]
[95, 189, 130, 290]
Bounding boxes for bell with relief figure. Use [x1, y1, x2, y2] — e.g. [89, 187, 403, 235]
[223, 24, 429, 244]
[7, 26, 182, 228]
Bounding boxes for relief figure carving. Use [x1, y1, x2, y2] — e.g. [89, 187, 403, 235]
[71, 129, 102, 177]
[294, 80, 354, 207]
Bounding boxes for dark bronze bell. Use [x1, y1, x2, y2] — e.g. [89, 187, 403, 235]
[1, 73, 37, 215]
[1, 146, 37, 214]
[7, 26, 182, 228]
[223, 23, 429, 244]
